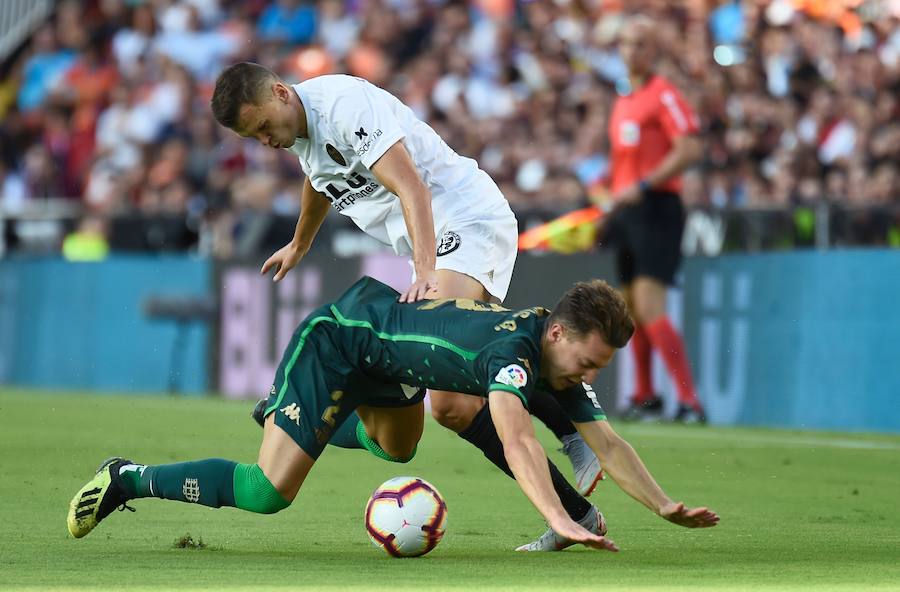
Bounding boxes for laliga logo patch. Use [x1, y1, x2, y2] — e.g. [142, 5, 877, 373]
[437, 231, 461, 256]
[495, 364, 528, 388]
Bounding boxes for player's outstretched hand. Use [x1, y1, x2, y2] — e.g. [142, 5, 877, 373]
[399, 271, 438, 303]
[552, 520, 620, 552]
[261, 242, 307, 282]
[659, 502, 719, 528]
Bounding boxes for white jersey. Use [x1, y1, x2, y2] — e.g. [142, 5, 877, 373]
[287, 75, 511, 256]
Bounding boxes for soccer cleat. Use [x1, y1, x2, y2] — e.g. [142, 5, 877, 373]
[621, 395, 664, 422]
[674, 403, 707, 425]
[515, 505, 608, 552]
[560, 433, 604, 496]
[67, 457, 135, 538]
[251, 398, 267, 428]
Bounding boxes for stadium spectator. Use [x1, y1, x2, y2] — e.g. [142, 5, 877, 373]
[0, 0, 897, 252]
[257, 0, 317, 46]
[0, 159, 26, 213]
[62, 214, 110, 261]
[112, 3, 158, 78]
[16, 25, 76, 112]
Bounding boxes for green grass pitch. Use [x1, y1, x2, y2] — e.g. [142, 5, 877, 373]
[1, 389, 898, 591]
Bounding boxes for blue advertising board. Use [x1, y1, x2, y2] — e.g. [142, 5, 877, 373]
[681, 250, 900, 432]
[0, 256, 211, 393]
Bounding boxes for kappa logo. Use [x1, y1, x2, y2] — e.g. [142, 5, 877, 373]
[354, 127, 368, 139]
[495, 364, 528, 388]
[281, 403, 302, 426]
[437, 231, 461, 256]
[183, 478, 200, 503]
[326, 143, 347, 166]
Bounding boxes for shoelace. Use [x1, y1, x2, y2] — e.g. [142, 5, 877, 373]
[117, 503, 136, 513]
[558, 440, 576, 455]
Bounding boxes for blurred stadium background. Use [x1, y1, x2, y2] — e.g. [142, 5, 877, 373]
[1, 0, 899, 430]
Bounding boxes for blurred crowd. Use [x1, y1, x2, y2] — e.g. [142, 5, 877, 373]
[0, 0, 898, 256]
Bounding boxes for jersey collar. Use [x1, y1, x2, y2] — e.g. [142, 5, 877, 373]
[291, 83, 317, 149]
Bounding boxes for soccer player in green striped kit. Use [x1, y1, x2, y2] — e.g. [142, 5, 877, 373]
[68, 277, 718, 550]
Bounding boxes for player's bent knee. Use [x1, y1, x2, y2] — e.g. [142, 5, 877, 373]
[429, 393, 481, 432]
[430, 403, 458, 428]
[356, 421, 417, 463]
[386, 437, 418, 462]
[385, 445, 417, 463]
[233, 463, 291, 514]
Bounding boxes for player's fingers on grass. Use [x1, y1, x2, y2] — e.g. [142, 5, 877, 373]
[689, 507, 719, 522]
[601, 536, 620, 552]
[588, 536, 619, 552]
[690, 510, 718, 527]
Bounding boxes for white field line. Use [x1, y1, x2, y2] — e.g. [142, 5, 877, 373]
[618, 425, 900, 451]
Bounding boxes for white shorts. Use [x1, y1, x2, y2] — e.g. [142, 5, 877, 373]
[411, 209, 519, 302]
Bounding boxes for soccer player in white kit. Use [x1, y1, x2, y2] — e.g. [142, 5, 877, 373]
[211, 63, 606, 549]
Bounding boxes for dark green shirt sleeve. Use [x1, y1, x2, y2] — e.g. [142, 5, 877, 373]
[482, 338, 538, 411]
[553, 381, 607, 423]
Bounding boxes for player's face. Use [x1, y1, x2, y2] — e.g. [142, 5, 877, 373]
[234, 83, 299, 150]
[619, 23, 655, 77]
[542, 325, 617, 391]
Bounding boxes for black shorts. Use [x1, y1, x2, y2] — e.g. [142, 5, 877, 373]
[599, 191, 685, 285]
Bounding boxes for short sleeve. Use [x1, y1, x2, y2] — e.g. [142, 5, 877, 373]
[656, 82, 700, 140]
[482, 340, 538, 411]
[553, 382, 607, 423]
[330, 79, 406, 169]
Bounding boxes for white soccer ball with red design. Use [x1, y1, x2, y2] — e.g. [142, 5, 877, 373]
[364, 476, 447, 557]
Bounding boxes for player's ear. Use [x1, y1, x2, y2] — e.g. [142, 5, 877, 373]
[548, 322, 564, 343]
[272, 82, 289, 103]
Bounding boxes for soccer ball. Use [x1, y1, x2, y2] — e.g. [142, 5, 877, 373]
[364, 476, 447, 557]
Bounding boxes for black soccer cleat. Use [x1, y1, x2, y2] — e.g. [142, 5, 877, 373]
[251, 398, 267, 428]
[674, 403, 707, 425]
[621, 395, 664, 422]
[67, 457, 135, 538]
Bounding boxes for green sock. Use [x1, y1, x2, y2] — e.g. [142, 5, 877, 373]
[328, 413, 365, 449]
[116, 460, 289, 514]
[119, 459, 238, 507]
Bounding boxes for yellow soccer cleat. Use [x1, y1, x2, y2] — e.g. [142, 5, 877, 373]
[67, 457, 134, 538]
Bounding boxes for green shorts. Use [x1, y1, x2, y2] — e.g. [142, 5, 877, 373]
[262, 306, 425, 459]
